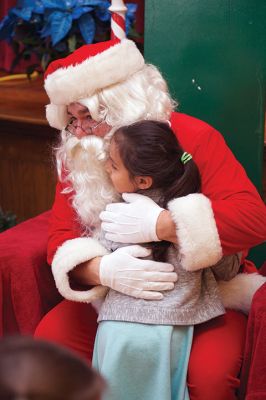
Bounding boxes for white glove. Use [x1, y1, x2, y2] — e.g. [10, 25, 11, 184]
[100, 193, 164, 243]
[99, 245, 177, 300]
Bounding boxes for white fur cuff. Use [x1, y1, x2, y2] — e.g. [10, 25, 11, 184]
[168, 193, 222, 271]
[218, 273, 266, 314]
[51, 237, 109, 302]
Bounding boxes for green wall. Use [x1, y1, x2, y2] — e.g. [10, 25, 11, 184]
[144, 0, 266, 265]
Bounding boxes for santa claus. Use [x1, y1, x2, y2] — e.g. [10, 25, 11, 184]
[36, 38, 266, 400]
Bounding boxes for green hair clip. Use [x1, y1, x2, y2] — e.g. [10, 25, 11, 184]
[181, 152, 192, 164]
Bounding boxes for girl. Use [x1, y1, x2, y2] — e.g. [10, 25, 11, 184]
[93, 120, 240, 400]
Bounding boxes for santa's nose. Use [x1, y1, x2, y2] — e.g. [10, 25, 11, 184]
[75, 125, 87, 139]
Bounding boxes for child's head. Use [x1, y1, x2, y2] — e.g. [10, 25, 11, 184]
[106, 120, 201, 208]
[0, 336, 105, 400]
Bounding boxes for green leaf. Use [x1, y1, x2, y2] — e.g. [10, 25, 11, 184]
[68, 34, 77, 53]
[41, 53, 51, 71]
[0, 208, 17, 232]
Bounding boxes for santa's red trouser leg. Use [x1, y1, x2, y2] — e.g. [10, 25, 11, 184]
[34, 301, 98, 362]
[187, 310, 247, 400]
[34, 301, 247, 400]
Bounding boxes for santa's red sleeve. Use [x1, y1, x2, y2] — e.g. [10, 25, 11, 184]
[47, 181, 109, 302]
[169, 112, 266, 271]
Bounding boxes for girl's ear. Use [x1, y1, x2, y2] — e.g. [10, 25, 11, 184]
[135, 176, 153, 190]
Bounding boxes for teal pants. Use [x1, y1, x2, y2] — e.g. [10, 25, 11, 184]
[93, 321, 193, 400]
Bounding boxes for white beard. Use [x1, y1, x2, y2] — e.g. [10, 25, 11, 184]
[56, 130, 120, 236]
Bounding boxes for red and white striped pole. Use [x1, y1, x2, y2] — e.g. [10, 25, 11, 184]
[109, 0, 127, 40]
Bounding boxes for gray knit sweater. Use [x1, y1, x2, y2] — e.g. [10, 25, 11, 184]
[97, 192, 240, 326]
[98, 242, 241, 325]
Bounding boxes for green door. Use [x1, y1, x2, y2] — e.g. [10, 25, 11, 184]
[144, 0, 266, 265]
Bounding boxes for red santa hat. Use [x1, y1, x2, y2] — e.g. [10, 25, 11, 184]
[44, 39, 144, 129]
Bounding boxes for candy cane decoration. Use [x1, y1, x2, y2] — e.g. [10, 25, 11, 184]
[109, 0, 127, 40]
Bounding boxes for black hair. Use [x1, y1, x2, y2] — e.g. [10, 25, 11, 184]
[113, 120, 201, 261]
[0, 336, 105, 400]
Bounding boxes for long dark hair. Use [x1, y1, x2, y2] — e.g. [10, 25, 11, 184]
[113, 120, 201, 261]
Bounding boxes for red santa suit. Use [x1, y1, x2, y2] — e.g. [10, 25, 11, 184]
[35, 39, 266, 400]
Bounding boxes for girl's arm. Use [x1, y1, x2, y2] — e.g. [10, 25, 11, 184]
[211, 254, 242, 281]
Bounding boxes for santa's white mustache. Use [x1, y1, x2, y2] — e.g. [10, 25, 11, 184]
[62, 130, 107, 162]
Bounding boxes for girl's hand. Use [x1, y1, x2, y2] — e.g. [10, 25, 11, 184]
[99, 245, 177, 300]
[100, 193, 164, 243]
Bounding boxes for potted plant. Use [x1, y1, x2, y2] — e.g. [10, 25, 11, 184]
[0, 0, 137, 74]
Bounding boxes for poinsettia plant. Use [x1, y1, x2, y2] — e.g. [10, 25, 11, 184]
[0, 0, 137, 73]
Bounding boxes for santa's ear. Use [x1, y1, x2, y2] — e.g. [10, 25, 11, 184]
[134, 176, 153, 190]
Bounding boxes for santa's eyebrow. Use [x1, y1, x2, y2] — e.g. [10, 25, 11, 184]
[79, 108, 90, 115]
[67, 107, 90, 117]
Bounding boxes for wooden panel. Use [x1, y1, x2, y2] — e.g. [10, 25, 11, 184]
[0, 75, 49, 124]
[0, 76, 58, 223]
[0, 121, 57, 222]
